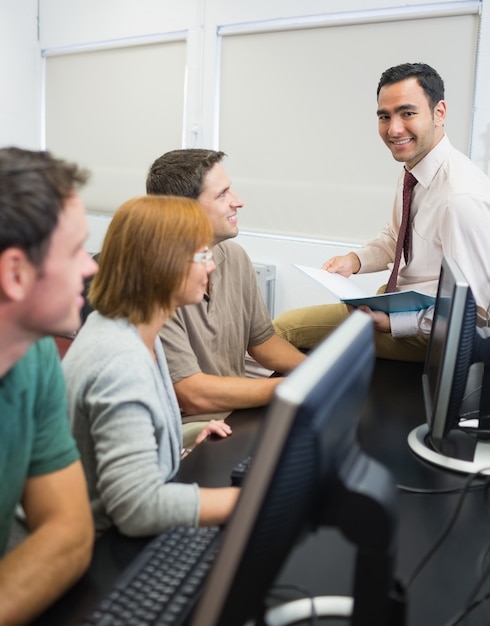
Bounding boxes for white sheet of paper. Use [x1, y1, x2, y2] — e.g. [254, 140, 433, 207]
[294, 264, 368, 300]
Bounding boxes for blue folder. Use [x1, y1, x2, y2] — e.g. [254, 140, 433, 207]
[342, 291, 436, 314]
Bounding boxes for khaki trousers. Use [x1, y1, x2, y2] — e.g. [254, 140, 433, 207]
[273, 302, 428, 362]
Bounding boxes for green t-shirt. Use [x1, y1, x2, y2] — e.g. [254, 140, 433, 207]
[0, 337, 79, 554]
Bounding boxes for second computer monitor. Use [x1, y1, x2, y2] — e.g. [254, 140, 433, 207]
[408, 256, 490, 474]
[191, 311, 399, 626]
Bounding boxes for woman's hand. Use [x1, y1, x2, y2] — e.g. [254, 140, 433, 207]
[195, 419, 232, 446]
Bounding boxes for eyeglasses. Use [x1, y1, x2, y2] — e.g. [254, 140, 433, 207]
[192, 249, 214, 265]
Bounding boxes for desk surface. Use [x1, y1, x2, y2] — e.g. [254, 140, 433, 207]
[33, 358, 490, 625]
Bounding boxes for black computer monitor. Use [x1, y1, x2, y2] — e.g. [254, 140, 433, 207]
[190, 311, 403, 626]
[408, 257, 490, 475]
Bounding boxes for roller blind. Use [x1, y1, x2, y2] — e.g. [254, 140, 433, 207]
[219, 14, 479, 243]
[45, 40, 187, 214]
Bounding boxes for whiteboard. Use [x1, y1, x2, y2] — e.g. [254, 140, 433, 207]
[219, 14, 479, 244]
[45, 40, 187, 214]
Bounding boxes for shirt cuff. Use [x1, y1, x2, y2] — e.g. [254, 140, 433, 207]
[390, 306, 435, 338]
[390, 311, 419, 337]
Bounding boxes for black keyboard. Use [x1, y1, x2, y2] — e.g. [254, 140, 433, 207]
[230, 455, 253, 486]
[83, 525, 222, 626]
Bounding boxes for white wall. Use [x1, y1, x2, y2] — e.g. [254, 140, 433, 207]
[86, 213, 388, 316]
[4, 0, 490, 163]
[1, 0, 488, 314]
[36, 0, 490, 168]
[0, 0, 41, 149]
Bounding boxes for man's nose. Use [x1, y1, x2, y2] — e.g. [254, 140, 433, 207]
[388, 116, 404, 136]
[84, 251, 99, 278]
[230, 190, 244, 207]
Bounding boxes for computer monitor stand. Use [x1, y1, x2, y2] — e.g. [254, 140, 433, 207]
[264, 595, 353, 625]
[259, 454, 407, 626]
[408, 424, 490, 476]
[408, 363, 490, 476]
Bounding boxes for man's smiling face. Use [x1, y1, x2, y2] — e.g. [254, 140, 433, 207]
[197, 163, 244, 245]
[377, 76, 446, 170]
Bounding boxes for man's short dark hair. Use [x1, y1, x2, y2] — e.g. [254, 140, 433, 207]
[377, 63, 445, 109]
[0, 147, 89, 266]
[146, 149, 226, 199]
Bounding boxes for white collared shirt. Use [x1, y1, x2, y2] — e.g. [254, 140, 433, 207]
[356, 135, 490, 336]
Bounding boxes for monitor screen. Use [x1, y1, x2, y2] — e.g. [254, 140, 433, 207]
[190, 311, 399, 626]
[423, 256, 476, 441]
[408, 257, 490, 475]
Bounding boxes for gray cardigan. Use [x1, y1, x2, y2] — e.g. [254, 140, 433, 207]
[62, 312, 200, 537]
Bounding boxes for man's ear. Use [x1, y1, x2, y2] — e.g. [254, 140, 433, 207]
[0, 248, 36, 302]
[434, 99, 447, 127]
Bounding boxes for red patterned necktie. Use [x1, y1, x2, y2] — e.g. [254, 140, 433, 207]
[385, 170, 418, 293]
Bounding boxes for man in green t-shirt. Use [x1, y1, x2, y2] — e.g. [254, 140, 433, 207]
[0, 147, 98, 624]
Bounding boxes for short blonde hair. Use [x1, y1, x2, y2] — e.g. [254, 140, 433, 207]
[89, 195, 212, 324]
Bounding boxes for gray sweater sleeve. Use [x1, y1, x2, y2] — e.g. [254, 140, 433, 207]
[64, 316, 200, 537]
